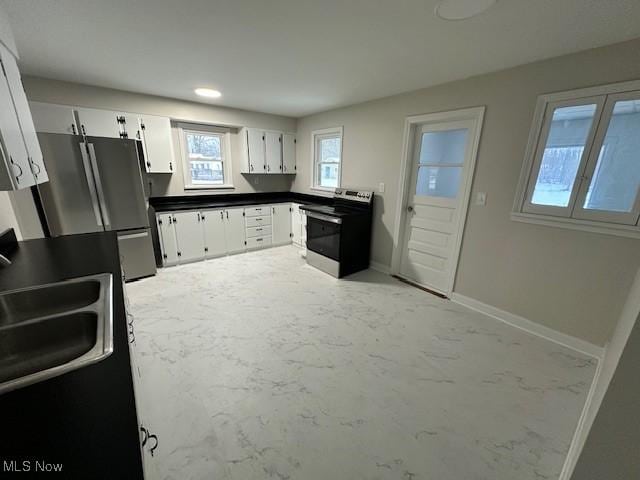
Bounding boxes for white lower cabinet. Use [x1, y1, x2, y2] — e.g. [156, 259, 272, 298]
[157, 213, 179, 266]
[173, 211, 205, 264]
[157, 203, 303, 267]
[272, 203, 292, 245]
[202, 209, 226, 258]
[291, 203, 307, 247]
[224, 208, 246, 254]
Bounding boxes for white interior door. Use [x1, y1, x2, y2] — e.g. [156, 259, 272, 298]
[399, 117, 481, 296]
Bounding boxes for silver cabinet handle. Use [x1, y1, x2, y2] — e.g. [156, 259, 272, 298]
[79, 143, 103, 227]
[87, 143, 111, 228]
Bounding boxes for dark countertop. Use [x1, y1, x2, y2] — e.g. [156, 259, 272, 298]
[149, 190, 333, 212]
[0, 232, 143, 479]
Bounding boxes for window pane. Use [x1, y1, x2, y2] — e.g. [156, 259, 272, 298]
[319, 136, 341, 163]
[416, 166, 462, 198]
[318, 162, 339, 188]
[189, 160, 223, 185]
[419, 128, 468, 165]
[583, 99, 640, 212]
[315, 134, 341, 188]
[185, 132, 224, 185]
[531, 104, 597, 207]
[187, 133, 221, 159]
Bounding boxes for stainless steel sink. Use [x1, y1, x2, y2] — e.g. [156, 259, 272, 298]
[0, 273, 113, 395]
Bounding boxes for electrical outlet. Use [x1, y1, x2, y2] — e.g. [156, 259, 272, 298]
[476, 192, 487, 206]
[378, 182, 385, 193]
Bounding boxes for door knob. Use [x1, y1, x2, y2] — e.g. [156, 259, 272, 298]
[407, 205, 414, 212]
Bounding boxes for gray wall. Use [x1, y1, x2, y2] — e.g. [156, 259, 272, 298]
[22, 76, 297, 197]
[293, 38, 640, 346]
[571, 311, 640, 479]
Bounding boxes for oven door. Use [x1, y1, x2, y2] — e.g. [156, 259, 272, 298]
[305, 211, 342, 261]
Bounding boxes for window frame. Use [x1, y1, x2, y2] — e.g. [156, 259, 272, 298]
[310, 126, 343, 192]
[178, 123, 234, 190]
[512, 80, 640, 238]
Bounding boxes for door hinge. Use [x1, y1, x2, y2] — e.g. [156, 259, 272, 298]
[169, 162, 173, 171]
[158, 218, 163, 225]
[177, 252, 182, 257]
[204, 247, 208, 253]
[163, 253, 167, 259]
[244, 241, 247, 245]
[140, 123, 146, 130]
[242, 212, 245, 217]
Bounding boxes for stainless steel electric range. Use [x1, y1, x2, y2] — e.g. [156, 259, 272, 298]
[300, 188, 374, 278]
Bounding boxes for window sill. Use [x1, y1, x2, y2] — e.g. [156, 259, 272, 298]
[184, 184, 235, 191]
[510, 211, 640, 239]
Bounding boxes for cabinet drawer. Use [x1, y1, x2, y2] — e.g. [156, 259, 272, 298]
[245, 206, 270, 217]
[246, 225, 272, 238]
[246, 235, 272, 249]
[246, 215, 271, 227]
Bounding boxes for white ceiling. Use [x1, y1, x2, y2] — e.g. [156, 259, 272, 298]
[3, 0, 640, 117]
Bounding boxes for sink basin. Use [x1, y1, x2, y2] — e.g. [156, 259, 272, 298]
[0, 280, 101, 326]
[0, 274, 112, 395]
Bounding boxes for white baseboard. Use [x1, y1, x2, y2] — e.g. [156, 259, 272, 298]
[369, 261, 390, 274]
[450, 293, 604, 359]
[558, 354, 605, 480]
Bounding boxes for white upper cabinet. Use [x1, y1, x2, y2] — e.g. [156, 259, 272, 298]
[29, 102, 78, 135]
[0, 44, 47, 190]
[282, 133, 296, 174]
[243, 128, 266, 173]
[76, 107, 122, 138]
[265, 131, 282, 174]
[242, 128, 295, 175]
[271, 203, 292, 245]
[138, 114, 174, 174]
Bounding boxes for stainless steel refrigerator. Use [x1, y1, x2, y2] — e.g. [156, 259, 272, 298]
[36, 133, 156, 281]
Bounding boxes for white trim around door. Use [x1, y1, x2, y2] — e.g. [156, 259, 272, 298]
[390, 106, 485, 297]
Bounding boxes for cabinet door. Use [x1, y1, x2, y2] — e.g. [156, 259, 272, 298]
[29, 102, 78, 135]
[0, 63, 30, 189]
[282, 133, 296, 174]
[246, 128, 265, 173]
[157, 213, 178, 266]
[224, 208, 246, 254]
[291, 204, 302, 246]
[173, 211, 205, 263]
[139, 114, 175, 174]
[122, 113, 141, 141]
[265, 131, 282, 174]
[0, 45, 45, 185]
[202, 209, 226, 258]
[272, 203, 292, 245]
[76, 107, 122, 138]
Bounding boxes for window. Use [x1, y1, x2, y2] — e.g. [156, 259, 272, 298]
[513, 81, 640, 237]
[311, 127, 342, 190]
[179, 124, 233, 189]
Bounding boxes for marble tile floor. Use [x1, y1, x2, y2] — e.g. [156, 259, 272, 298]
[126, 245, 597, 480]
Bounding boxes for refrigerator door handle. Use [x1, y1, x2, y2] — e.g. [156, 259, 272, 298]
[87, 143, 111, 229]
[79, 142, 104, 228]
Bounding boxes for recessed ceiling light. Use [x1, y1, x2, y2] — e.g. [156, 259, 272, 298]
[435, 0, 496, 20]
[194, 88, 222, 98]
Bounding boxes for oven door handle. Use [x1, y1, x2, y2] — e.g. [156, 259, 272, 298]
[305, 211, 342, 224]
